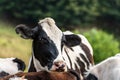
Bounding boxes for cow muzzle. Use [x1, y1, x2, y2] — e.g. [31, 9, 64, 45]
[51, 61, 67, 72]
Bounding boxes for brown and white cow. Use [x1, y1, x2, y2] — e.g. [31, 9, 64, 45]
[15, 17, 94, 79]
[1, 70, 80, 80]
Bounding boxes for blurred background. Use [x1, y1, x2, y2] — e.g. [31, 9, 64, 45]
[0, 0, 120, 68]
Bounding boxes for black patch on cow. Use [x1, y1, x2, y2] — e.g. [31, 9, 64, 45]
[28, 56, 37, 72]
[63, 34, 81, 47]
[76, 57, 86, 76]
[74, 64, 81, 76]
[0, 71, 9, 78]
[32, 25, 59, 70]
[13, 58, 26, 71]
[80, 43, 94, 64]
[68, 70, 81, 80]
[80, 54, 89, 69]
[62, 56, 65, 60]
[70, 47, 74, 51]
[85, 73, 98, 80]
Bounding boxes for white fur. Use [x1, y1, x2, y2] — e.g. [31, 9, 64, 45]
[9, 76, 27, 80]
[0, 58, 21, 75]
[86, 53, 120, 80]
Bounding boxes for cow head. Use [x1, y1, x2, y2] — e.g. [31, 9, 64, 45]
[15, 18, 81, 71]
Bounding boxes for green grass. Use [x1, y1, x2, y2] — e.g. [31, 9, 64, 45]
[0, 21, 32, 68]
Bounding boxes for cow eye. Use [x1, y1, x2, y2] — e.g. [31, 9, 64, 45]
[39, 37, 48, 44]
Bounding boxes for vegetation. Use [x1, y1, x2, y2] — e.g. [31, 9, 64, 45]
[0, 0, 120, 26]
[0, 21, 31, 67]
[83, 29, 120, 63]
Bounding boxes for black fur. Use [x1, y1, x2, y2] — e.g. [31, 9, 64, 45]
[63, 34, 81, 47]
[85, 73, 98, 80]
[68, 70, 81, 80]
[13, 58, 26, 71]
[0, 71, 9, 78]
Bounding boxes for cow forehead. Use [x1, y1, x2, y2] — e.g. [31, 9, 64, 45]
[38, 17, 62, 37]
[38, 17, 63, 46]
[38, 17, 55, 26]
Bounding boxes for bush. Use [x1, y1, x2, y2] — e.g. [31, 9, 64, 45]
[0, 0, 99, 26]
[83, 29, 120, 63]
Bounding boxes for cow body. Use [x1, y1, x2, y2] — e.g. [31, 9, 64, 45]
[0, 58, 26, 77]
[15, 18, 94, 79]
[85, 53, 120, 80]
[60, 31, 94, 78]
[1, 70, 80, 80]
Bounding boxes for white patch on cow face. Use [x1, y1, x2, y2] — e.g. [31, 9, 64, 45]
[39, 18, 64, 62]
[0, 58, 20, 75]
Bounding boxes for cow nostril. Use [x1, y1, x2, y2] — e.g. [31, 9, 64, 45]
[54, 63, 59, 67]
[61, 64, 65, 68]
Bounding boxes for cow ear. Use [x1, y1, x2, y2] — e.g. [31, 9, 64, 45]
[63, 34, 81, 47]
[15, 24, 37, 39]
[13, 58, 26, 71]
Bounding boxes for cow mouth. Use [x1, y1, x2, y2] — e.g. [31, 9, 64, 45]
[50, 61, 67, 72]
[55, 67, 66, 72]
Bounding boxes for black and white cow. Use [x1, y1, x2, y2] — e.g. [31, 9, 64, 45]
[15, 17, 94, 79]
[0, 58, 26, 77]
[85, 53, 120, 80]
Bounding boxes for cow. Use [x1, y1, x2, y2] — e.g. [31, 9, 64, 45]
[1, 70, 80, 80]
[0, 58, 26, 77]
[15, 17, 94, 79]
[85, 53, 120, 80]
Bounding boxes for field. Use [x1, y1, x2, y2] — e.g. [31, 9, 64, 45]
[0, 21, 31, 68]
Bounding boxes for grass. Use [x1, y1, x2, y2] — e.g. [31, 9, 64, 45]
[0, 21, 32, 69]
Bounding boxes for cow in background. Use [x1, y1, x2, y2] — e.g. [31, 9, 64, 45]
[0, 58, 26, 77]
[15, 17, 94, 79]
[85, 53, 120, 80]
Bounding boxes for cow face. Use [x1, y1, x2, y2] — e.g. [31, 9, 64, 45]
[0, 58, 26, 77]
[16, 18, 81, 71]
[16, 18, 63, 70]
